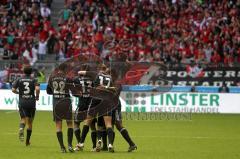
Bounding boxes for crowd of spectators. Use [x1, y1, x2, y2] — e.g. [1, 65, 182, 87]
[0, 0, 53, 65]
[59, 0, 240, 66]
[0, 0, 240, 67]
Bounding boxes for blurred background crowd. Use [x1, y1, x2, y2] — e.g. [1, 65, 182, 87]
[0, 0, 239, 85]
[0, 0, 239, 65]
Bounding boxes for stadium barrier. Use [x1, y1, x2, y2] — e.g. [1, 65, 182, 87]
[2, 60, 240, 86]
[0, 89, 239, 114]
[2, 83, 240, 93]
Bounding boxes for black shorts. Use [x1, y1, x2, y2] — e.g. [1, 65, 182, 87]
[101, 99, 121, 117]
[88, 98, 114, 117]
[19, 99, 36, 108]
[19, 107, 36, 119]
[87, 98, 101, 117]
[78, 97, 92, 111]
[74, 97, 92, 123]
[92, 118, 97, 124]
[74, 108, 84, 123]
[102, 109, 114, 117]
[53, 98, 72, 122]
[97, 116, 105, 128]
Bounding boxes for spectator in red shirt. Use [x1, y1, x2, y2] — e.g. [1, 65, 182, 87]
[211, 52, 221, 65]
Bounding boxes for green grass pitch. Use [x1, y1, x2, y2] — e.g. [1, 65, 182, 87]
[0, 111, 240, 159]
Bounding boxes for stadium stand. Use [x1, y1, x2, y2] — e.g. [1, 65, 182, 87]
[0, 0, 239, 85]
[0, 0, 53, 64]
[58, 0, 240, 65]
[1, 0, 239, 64]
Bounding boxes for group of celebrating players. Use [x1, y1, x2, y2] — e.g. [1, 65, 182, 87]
[11, 62, 137, 153]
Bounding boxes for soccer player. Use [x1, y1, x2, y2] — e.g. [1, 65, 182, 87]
[12, 66, 40, 146]
[72, 64, 98, 151]
[113, 84, 137, 152]
[78, 64, 117, 152]
[46, 64, 74, 153]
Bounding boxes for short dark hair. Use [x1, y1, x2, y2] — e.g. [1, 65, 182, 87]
[58, 63, 68, 72]
[23, 66, 33, 75]
[81, 64, 90, 71]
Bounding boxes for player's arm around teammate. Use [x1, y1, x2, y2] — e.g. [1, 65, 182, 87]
[78, 65, 118, 153]
[70, 71, 98, 152]
[74, 66, 98, 151]
[90, 65, 116, 152]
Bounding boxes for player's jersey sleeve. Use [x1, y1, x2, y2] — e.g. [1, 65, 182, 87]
[34, 78, 40, 86]
[115, 84, 122, 97]
[85, 71, 97, 80]
[69, 77, 82, 97]
[66, 77, 74, 94]
[12, 78, 19, 89]
[46, 78, 53, 94]
[46, 84, 53, 94]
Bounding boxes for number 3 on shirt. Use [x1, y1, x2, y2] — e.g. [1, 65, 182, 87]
[23, 82, 30, 94]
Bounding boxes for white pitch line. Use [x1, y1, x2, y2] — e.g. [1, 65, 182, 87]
[5, 111, 18, 114]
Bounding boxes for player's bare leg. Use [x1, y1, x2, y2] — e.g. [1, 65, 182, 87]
[19, 118, 26, 142]
[103, 116, 114, 152]
[66, 120, 74, 152]
[56, 121, 66, 153]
